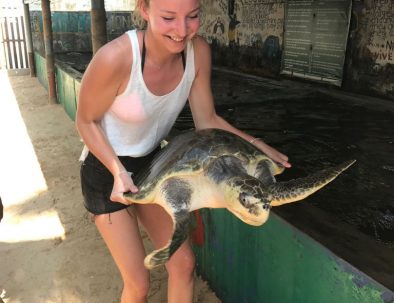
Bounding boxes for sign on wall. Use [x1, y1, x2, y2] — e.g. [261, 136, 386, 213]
[281, 0, 352, 86]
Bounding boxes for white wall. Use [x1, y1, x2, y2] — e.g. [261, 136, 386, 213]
[26, 0, 135, 12]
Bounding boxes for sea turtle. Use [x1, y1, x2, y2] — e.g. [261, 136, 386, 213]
[124, 128, 355, 269]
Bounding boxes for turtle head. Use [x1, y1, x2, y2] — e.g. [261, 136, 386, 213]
[224, 176, 272, 226]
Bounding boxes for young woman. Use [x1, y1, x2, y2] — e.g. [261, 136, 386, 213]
[76, 0, 291, 302]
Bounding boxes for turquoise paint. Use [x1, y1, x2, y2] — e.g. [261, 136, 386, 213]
[30, 11, 133, 53]
[31, 11, 133, 34]
[51, 12, 90, 33]
[31, 11, 91, 33]
[193, 209, 393, 303]
[34, 52, 48, 90]
[34, 52, 82, 120]
[56, 65, 78, 121]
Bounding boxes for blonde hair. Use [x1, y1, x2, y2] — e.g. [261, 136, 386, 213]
[132, 0, 202, 29]
[132, 0, 149, 29]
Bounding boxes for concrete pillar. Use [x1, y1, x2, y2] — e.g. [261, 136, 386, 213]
[41, 0, 56, 104]
[22, 2, 36, 77]
[90, 0, 107, 55]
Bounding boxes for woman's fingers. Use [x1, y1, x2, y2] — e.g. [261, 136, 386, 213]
[110, 173, 139, 204]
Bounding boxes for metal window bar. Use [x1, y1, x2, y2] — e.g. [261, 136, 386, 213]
[0, 14, 28, 69]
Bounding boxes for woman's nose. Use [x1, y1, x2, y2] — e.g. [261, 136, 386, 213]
[175, 19, 187, 37]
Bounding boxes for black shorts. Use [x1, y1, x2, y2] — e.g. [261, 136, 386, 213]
[80, 148, 160, 215]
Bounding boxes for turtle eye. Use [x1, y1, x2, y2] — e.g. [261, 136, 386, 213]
[262, 203, 270, 210]
[239, 192, 248, 206]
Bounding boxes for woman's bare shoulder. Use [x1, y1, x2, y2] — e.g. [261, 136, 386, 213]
[191, 35, 212, 74]
[91, 33, 133, 72]
[79, 33, 134, 111]
[192, 35, 210, 53]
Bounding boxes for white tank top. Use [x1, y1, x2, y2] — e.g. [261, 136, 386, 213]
[80, 29, 195, 160]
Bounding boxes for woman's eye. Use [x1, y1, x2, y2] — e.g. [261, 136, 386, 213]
[162, 17, 174, 21]
[188, 14, 199, 19]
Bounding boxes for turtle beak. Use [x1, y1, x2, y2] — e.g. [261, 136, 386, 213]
[269, 160, 355, 206]
[228, 207, 270, 226]
[225, 176, 273, 226]
[227, 194, 272, 226]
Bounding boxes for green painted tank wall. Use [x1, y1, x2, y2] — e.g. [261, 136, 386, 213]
[192, 209, 393, 303]
[55, 63, 81, 121]
[34, 52, 81, 121]
[34, 52, 48, 90]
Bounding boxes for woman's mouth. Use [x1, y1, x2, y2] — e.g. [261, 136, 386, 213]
[169, 36, 184, 42]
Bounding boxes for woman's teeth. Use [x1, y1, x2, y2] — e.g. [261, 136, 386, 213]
[171, 36, 184, 42]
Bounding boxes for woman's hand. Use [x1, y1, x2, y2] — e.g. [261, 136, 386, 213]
[254, 139, 291, 168]
[110, 171, 139, 204]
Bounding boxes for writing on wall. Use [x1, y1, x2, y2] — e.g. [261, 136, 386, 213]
[345, 0, 393, 98]
[238, 3, 284, 47]
[107, 12, 134, 35]
[199, 0, 228, 45]
[365, 0, 393, 66]
[200, 0, 284, 48]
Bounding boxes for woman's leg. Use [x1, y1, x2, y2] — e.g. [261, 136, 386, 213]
[95, 208, 150, 303]
[135, 204, 195, 303]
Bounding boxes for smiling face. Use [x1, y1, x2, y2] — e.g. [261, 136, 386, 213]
[139, 0, 200, 53]
[224, 177, 272, 226]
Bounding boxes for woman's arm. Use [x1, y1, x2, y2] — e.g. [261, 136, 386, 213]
[188, 36, 291, 168]
[76, 35, 138, 201]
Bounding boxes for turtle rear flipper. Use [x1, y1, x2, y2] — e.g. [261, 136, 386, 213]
[270, 160, 356, 206]
[144, 177, 192, 269]
[144, 210, 190, 269]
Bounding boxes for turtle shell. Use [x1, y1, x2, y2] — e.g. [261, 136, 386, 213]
[133, 128, 278, 200]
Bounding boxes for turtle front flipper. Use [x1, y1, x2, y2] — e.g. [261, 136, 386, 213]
[144, 210, 190, 269]
[255, 158, 285, 185]
[269, 160, 356, 206]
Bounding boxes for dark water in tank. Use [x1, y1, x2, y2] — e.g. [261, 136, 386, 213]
[173, 71, 394, 248]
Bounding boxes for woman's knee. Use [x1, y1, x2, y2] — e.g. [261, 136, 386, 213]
[123, 272, 150, 299]
[166, 244, 195, 277]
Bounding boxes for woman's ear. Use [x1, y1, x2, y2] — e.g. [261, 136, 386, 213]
[138, 0, 149, 21]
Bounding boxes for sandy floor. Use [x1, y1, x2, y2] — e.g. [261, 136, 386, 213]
[0, 70, 221, 303]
